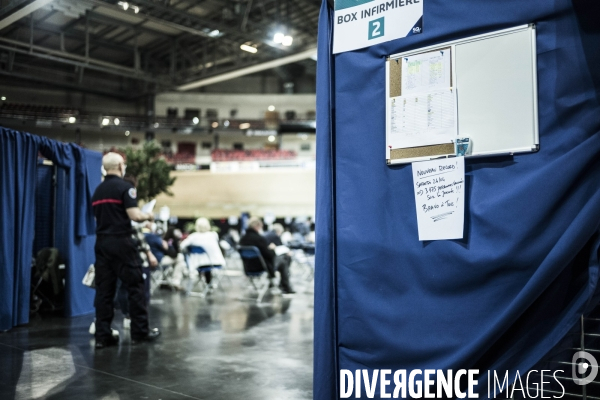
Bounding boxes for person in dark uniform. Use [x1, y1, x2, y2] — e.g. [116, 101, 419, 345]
[92, 152, 160, 348]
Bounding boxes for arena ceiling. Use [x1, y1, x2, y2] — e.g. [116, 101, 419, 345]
[0, 0, 322, 99]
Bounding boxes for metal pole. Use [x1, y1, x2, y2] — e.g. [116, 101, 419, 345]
[51, 165, 58, 247]
[29, 13, 34, 52]
[581, 315, 587, 400]
[85, 13, 89, 62]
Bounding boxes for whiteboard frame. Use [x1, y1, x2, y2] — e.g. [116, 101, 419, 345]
[386, 24, 539, 165]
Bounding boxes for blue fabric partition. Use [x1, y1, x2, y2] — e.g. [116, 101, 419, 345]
[314, 0, 600, 398]
[0, 130, 39, 331]
[314, 1, 338, 399]
[0, 127, 101, 331]
[54, 149, 102, 317]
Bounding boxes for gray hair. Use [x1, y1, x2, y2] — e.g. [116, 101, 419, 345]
[195, 217, 211, 233]
[272, 223, 284, 236]
[248, 217, 263, 230]
[102, 152, 124, 172]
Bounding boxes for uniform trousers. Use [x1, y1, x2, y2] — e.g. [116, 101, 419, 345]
[94, 235, 149, 341]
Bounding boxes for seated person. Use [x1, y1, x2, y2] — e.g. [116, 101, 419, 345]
[179, 218, 226, 285]
[160, 225, 188, 289]
[264, 223, 294, 292]
[143, 223, 168, 264]
[164, 225, 182, 254]
[264, 223, 284, 246]
[239, 217, 294, 294]
[222, 228, 240, 248]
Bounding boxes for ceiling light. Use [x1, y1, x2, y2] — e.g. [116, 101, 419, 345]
[211, 122, 219, 128]
[114, 118, 120, 126]
[118, 1, 129, 10]
[125, 131, 130, 136]
[268, 105, 275, 112]
[154, 122, 159, 128]
[239, 122, 251, 130]
[273, 32, 284, 44]
[101, 118, 110, 126]
[68, 116, 76, 123]
[192, 117, 199, 125]
[282, 35, 293, 46]
[208, 30, 220, 37]
[132, 5, 139, 13]
[223, 120, 230, 127]
[268, 135, 276, 142]
[1, 96, 6, 101]
[240, 44, 257, 53]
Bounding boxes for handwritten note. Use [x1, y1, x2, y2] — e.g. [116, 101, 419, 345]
[411, 157, 465, 241]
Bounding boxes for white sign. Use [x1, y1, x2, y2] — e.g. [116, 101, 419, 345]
[411, 157, 465, 241]
[333, 0, 423, 54]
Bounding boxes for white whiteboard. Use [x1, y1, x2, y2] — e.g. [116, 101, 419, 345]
[386, 25, 539, 165]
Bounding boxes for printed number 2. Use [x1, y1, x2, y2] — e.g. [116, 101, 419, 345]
[372, 22, 381, 37]
[369, 17, 384, 40]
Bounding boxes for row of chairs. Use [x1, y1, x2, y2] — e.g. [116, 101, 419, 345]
[150, 245, 275, 302]
[151, 243, 314, 302]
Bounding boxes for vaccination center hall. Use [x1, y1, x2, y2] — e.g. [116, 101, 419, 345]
[0, 0, 599, 399]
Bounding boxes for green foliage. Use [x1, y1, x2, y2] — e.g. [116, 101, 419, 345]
[122, 141, 176, 202]
[183, 221, 196, 234]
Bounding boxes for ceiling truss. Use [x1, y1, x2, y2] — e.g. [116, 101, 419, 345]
[0, 0, 321, 98]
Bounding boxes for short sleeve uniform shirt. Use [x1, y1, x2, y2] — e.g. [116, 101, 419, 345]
[92, 175, 138, 236]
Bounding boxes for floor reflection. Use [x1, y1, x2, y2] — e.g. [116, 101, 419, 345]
[0, 269, 314, 400]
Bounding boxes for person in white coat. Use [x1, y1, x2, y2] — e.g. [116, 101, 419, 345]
[179, 217, 225, 286]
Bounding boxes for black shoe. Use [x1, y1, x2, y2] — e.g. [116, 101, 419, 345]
[131, 328, 161, 344]
[95, 335, 119, 349]
[280, 286, 296, 294]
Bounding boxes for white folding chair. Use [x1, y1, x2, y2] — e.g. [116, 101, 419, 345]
[185, 245, 226, 298]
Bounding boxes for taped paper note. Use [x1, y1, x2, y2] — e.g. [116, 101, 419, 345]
[389, 88, 457, 149]
[411, 157, 465, 241]
[401, 49, 451, 95]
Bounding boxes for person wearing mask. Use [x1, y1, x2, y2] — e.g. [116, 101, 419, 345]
[239, 217, 294, 294]
[91, 152, 160, 348]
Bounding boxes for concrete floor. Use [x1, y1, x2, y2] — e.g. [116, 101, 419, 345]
[0, 263, 314, 400]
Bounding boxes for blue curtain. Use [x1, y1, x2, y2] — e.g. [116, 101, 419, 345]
[54, 149, 102, 317]
[314, 1, 338, 399]
[0, 128, 39, 331]
[314, 0, 600, 398]
[0, 128, 101, 330]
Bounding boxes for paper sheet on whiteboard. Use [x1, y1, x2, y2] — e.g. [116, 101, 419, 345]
[412, 157, 465, 241]
[389, 88, 457, 149]
[401, 49, 451, 95]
